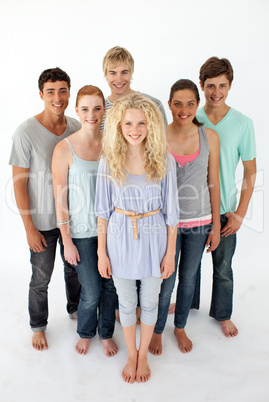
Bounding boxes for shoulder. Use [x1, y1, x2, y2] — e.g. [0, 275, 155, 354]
[229, 108, 253, 126]
[13, 116, 36, 135]
[54, 137, 69, 153]
[204, 127, 220, 150]
[141, 92, 162, 107]
[53, 139, 71, 167]
[12, 117, 39, 145]
[66, 116, 81, 131]
[105, 97, 113, 107]
[204, 127, 219, 140]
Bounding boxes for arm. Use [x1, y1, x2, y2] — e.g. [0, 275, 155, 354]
[52, 142, 80, 265]
[206, 128, 221, 252]
[12, 166, 47, 252]
[160, 225, 177, 279]
[221, 158, 256, 237]
[97, 216, 111, 278]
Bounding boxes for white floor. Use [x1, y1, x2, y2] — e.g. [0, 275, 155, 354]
[1, 222, 268, 402]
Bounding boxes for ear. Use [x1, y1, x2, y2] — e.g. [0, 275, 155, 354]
[199, 81, 204, 92]
[39, 91, 44, 100]
[168, 100, 172, 110]
[75, 106, 79, 116]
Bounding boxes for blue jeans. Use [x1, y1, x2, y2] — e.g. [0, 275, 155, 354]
[174, 224, 211, 329]
[154, 225, 210, 334]
[191, 215, 237, 321]
[209, 215, 236, 321]
[73, 237, 116, 339]
[29, 228, 81, 331]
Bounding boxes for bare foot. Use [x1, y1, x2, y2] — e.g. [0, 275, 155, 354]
[136, 353, 151, 383]
[102, 338, 118, 357]
[136, 307, 141, 324]
[174, 327, 193, 353]
[32, 331, 48, 351]
[115, 309, 120, 323]
[122, 354, 137, 384]
[76, 338, 90, 355]
[148, 333, 162, 355]
[168, 303, 175, 314]
[220, 320, 238, 338]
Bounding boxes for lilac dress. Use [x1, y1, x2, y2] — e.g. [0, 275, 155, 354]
[95, 156, 179, 280]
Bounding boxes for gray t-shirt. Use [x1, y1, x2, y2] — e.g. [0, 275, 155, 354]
[9, 116, 81, 231]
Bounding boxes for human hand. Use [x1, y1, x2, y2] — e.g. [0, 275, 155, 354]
[26, 228, 47, 252]
[98, 254, 112, 278]
[160, 253, 175, 279]
[221, 212, 243, 237]
[64, 242, 80, 266]
[206, 226, 220, 253]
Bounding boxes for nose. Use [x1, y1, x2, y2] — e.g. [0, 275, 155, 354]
[212, 87, 221, 96]
[54, 92, 61, 101]
[180, 105, 188, 115]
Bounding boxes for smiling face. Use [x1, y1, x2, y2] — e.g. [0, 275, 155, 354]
[169, 89, 199, 126]
[40, 80, 70, 115]
[106, 63, 132, 100]
[121, 108, 148, 148]
[201, 75, 231, 108]
[75, 95, 105, 129]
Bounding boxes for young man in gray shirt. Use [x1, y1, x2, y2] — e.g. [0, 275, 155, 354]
[9, 68, 81, 351]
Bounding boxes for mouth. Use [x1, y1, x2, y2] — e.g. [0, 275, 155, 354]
[52, 103, 64, 108]
[114, 83, 125, 89]
[211, 97, 222, 102]
[129, 135, 141, 140]
[86, 119, 98, 124]
[178, 115, 190, 120]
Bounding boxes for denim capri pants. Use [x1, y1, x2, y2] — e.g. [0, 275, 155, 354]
[112, 275, 163, 327]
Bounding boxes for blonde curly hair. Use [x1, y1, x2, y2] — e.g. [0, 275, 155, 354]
[102, 93, 168, 184]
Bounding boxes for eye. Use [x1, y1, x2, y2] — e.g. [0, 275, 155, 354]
[82, 108, 88, 112]
[139, 122, 145, 125]
[95, 107, 101, 111]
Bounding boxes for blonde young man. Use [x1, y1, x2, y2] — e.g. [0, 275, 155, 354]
[101, 46, 167, 130]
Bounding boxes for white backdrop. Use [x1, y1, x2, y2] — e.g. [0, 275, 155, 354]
[0, 1, 268, 401]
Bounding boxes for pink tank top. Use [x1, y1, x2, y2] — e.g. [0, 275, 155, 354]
[169, 145, 200, 167]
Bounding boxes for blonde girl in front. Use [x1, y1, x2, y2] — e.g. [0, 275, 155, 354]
[95, 93, 179, 383]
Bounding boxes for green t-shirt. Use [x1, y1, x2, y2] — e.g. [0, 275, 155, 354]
[196, 107, 256, 214]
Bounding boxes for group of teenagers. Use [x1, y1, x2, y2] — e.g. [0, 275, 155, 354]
[9, 46, 256, 384]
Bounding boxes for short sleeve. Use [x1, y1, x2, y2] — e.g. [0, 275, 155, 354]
[161, 155, 179, 227]
[9, 124, 32, 168]
[239, 117, 256, 161]
[95, 157, 114, 220]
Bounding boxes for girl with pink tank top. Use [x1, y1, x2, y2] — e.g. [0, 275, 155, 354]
[149, 79, 221, 356]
